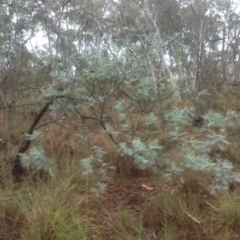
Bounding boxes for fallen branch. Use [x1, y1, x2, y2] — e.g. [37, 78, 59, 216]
[184, 211, 201, 225]
[205, 201, 219, 212]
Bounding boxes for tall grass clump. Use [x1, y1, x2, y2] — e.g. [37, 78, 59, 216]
[214, 193, 240, 234]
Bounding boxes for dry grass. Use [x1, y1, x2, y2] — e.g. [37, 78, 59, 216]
[210, 86, 240, 112]
[1, 85, 240, 239]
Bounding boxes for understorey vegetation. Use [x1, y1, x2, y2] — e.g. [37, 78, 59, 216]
[1, 0, 240, 239]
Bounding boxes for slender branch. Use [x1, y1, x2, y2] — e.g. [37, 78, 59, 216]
[67, 96, 119, 145]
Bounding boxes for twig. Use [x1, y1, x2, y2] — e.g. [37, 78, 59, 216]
[184, 211, 201, 225]
[205, 201, 219, 212]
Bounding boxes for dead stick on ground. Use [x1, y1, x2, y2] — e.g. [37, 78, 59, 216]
[184, 210, 210, 236]
[184, 211, 201, 225]
[205, 200, 219, 212]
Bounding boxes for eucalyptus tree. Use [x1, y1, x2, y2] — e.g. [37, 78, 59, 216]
[214, 0, 240, 85]
[229, 11, 240, 84]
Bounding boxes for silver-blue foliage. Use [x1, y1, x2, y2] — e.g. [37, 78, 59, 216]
[19, 147, 53, 172]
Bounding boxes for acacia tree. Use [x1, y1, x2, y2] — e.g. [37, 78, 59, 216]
[1, 0, 240, 190]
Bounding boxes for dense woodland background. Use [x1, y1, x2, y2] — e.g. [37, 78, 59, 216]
[1, 0, 240, 239]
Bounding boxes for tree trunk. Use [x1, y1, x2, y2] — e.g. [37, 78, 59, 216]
[12, 100, 53, 182]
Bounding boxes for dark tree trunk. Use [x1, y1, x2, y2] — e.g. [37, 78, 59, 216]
[12, 100, 53, 182]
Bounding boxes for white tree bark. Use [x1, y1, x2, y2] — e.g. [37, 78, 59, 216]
[142, 0, 181, 100]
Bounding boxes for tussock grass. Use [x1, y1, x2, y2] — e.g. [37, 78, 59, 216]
[214, 193, 240, 233]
